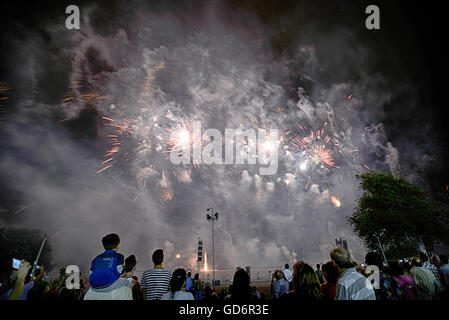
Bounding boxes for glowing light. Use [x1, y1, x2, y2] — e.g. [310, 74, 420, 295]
[203, 252, 208, 271]
[331, 196, 341, 208]
[176, 128, 190, 146]
[299, 162, 307, 171]
[176, 253, 180, 259]
[97, 164, 113, 174]
[261, 140, 276, 152]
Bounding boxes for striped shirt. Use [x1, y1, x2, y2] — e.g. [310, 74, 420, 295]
[335, 268, 376, 300]
[410, 266, 439, 295]
[141, 268, 172, 300]
[422, 262, 442, 288]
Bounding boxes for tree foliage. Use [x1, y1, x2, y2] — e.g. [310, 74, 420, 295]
[0, 227, 53, 277]
[349, 172, 449, 259]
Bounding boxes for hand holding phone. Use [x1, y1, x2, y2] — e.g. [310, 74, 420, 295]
[16, 261, 31, 281]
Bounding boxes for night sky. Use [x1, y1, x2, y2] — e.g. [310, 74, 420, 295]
[0, 0, 447, 274]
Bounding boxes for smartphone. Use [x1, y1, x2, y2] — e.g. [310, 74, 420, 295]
[12, 258, 21, 270]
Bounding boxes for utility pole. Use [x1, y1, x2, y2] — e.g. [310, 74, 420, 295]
[206, 208, 219, 289]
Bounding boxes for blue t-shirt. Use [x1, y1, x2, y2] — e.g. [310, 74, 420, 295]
[90, 250, 124, 289]
[185, 277, 193, 292]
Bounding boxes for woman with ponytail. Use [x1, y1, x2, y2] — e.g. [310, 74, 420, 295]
[160, 269, 194, 300]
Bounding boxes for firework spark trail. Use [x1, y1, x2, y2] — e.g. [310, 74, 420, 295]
[97, 164, 113, 174]
[217, 223, 237, 268]
[14, 206, 27, 215]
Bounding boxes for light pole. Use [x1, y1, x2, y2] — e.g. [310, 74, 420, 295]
[375, 233, 388, 266]
[31, 233, 47, 277]
[206, 208, 219, 289]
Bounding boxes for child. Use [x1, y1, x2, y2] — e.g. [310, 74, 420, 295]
[89, 233, 133, 292]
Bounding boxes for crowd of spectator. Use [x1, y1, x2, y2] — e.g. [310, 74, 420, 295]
[1, 233, 448, 301]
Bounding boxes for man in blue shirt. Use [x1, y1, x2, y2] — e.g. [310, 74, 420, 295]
[185, 272, 194, 293]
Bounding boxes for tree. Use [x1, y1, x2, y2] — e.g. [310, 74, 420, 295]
[0, 227, 54, 277]
[349, 172, 449, 259]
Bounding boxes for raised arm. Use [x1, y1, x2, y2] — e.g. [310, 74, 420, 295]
[8, 261, 31, 300]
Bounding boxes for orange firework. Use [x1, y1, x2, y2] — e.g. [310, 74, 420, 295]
[331, 196, 341, 208]
[289, 123, 337, 173]
[310, 145, 336, 169]
[163, 190, 174, 201]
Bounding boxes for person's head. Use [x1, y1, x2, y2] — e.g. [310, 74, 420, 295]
[431, 254, 440, 265]
[330, 247, 353, 272]
[285, 264, 289, 270]
[187, 272, 191, 278]
[439, 255, 448, 265]
[102, 233, 120, 251]
[365, 252, 383, 269]
[79, 275, 86, 289]
[194, 273, 199, 280]
[169, 268, 187, 293]
[388, 260, 404, 277]
[316, 264, 321, 270]
[27, 280, 50, 300]
[124, 255, 137, 273]
[419, 252, 428, 263]
[274, 270, 284, 280]
[152, 249, 164, 266]
[322, 261, 339, 283]
[231, 269, 251, 301]
[411, 256, 422, 267]
[204, 285, 213, 296]
[402, 262, 412, 274]
[292, 261, 322, 299]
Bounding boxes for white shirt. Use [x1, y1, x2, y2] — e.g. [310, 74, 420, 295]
[161, 291, 194, 300]
[83, 285, 133, 300]
[283, 269, 293, 282]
